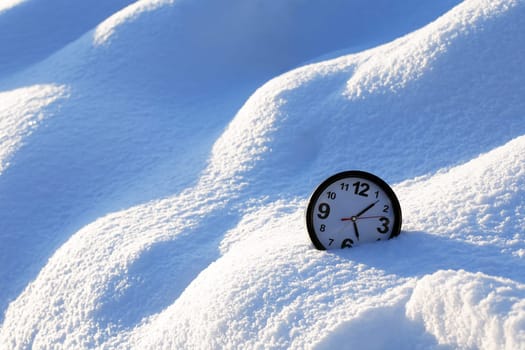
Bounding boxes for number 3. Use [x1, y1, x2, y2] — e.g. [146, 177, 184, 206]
[377, 217, 390, 234]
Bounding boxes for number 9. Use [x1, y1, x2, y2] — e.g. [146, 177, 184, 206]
[317, 203, 330, 219]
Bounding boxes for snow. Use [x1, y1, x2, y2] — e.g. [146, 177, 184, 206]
[407, 270, 525, 349]
[0, 1, 26, 15]
[0, 84, 68, 174]
[1, 0, 524, 349]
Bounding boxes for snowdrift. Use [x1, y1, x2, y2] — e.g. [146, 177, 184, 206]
[1, 0, 524, 348]
[0, 0, 135, 77]
[0, 0, 461, 315]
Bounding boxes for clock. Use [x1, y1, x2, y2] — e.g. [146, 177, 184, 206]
[305, 170, 402, 250]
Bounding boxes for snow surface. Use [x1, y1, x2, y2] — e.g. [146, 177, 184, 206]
[1, 0, 524, 348]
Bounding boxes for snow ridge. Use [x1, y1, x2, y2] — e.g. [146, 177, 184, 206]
[0, 84, 67, 174]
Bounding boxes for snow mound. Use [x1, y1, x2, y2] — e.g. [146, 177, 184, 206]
[407, 270, 525, 349]
[0, 0, 134, 77]
[115, 134, 525, 349]
[0, 0, 26, 14]
[0, 0, 460, 313]
[0, 84, 67, 174]
[1, 0, 525, 349]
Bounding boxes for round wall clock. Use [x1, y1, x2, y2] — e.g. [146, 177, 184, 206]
[305, 170, 402, 250]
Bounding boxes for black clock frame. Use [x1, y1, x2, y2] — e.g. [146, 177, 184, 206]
[305, 170, 402, 250]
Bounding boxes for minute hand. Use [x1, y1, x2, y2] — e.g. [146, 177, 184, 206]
[355, 200, 379, 218]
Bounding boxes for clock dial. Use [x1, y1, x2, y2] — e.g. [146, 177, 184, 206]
[306, 171, 402, 250]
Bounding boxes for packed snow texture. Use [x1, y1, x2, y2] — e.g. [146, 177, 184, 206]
[1, 0, 524, 349]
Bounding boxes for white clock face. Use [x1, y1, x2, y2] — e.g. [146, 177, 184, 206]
[306, 171, 402, 250]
